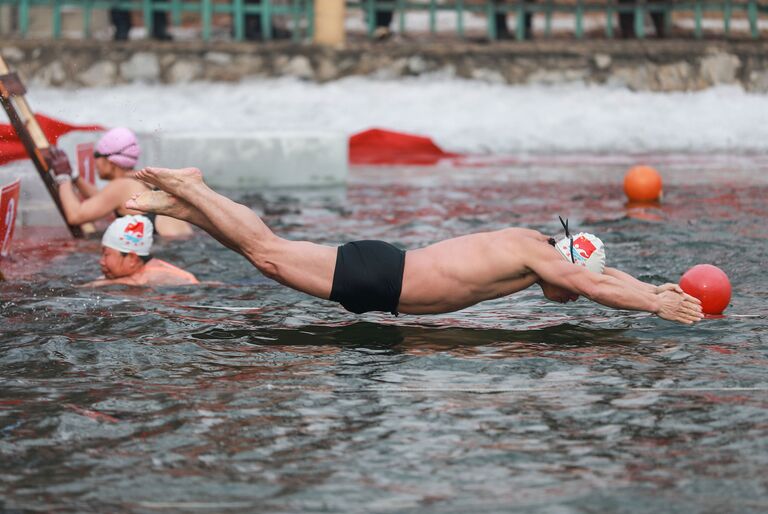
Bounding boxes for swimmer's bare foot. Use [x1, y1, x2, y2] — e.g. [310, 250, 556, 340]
[126, 191, 195, 221]
[135, 167, 204, 197]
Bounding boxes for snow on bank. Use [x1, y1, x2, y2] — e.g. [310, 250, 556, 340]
[29, 76, 768, 155]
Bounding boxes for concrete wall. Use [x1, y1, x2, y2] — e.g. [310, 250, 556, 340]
[55, 130, 349, 188]
[2, 39, 768, 92]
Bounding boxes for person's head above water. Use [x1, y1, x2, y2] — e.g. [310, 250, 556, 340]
[99, 215, 153, 279]
[553, 216, 606, 274]
[540, 217, 606, 304]
[94, 127, 141, 174]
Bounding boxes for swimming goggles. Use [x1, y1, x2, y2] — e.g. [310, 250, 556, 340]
[94, 143, 136, 159]
[558, 215, 576, 264]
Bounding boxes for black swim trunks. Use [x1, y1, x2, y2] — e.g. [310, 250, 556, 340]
[330, 240, 406, 315]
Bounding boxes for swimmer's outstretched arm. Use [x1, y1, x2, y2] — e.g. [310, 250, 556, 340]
[604, 267, 689, 296]
[528, 245, 702, 324]
[603, 267, 657, 293]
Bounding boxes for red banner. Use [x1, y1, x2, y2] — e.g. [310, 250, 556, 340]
[76, 142, 96, 185]
[0, 178, 21, 257]
[0, 114, 102, 166]
[349, 128, 461, 166]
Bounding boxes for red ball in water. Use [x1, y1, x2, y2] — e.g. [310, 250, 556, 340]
[624, 165, 663, 202]
[679, 264, 732, 315]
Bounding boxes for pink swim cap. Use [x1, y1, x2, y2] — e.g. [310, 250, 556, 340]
[95, 127, 141, 169]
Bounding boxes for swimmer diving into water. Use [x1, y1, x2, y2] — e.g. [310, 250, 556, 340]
[125, 167, 703, 324]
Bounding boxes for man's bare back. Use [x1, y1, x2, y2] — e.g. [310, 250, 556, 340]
[400, 229, 545, 314]
[125, 167, 703, 324]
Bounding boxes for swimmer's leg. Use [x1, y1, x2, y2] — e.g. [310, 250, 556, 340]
[127, 191, 243, 255]
[132, 169, 337, 300]
[136, 167, 279, 259]
[135, 166, 203, 198]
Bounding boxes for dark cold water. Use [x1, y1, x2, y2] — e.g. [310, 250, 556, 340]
[1, 157, 767, 513]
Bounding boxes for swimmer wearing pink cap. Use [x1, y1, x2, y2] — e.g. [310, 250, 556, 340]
[125, 166, 704, 325]
[84, 215, 198, 287]
[53, 128, 191, 237]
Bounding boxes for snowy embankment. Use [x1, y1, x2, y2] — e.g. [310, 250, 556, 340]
[29, 76, 768, 155]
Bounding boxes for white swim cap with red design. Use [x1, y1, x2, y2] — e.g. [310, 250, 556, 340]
[555, 232, 606, 274]
[102, 215, 154, 256]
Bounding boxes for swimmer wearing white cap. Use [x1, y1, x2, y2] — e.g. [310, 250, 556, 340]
[84, 215, 199, 287]
[125, 167, 703, 324]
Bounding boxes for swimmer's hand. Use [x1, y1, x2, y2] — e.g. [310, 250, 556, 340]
[655, 289, 704, 324]
[655, 283, 702, 306]
[655, 282, 685, 294]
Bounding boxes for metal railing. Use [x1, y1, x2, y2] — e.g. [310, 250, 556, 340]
[351, 0, 765, 40]
[0, 0, 315, 41]
[0, 0, 764, 40]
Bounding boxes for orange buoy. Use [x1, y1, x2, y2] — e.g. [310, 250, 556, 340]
[624, 165, 663, 202]
[680, 264, 732, 315]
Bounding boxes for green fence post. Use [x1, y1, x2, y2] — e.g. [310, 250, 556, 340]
[19, 0, 30, 37]
[693, 0, 702, 39]
[429, 0, 436, 34]
[634, 0, 644, 39]
[747, 0, 758, 39]
[514, 0, 523, 40]
[397, 0, 405, 34]
[663, 1, 672, 35]
[290, 0, 300, 42]
[52, 0, 62, 39]
[262, 0, 272, 40]
[83, 0, 93, 39]
[456, 0, 464, 38]
[306, 0, 314, 40]
[365, 0, 375, 37]
[233, 0, 244, 41]
[723, 0, 731, 36]
[486, 0, 496, 40]
[171, 0, 181, 26]
[202, 0, 212, 41]
[142, 0, 153, 38]
[606, 0, 614, 38]
[544, 0, 552, 37]
[575, 0, 583, 39]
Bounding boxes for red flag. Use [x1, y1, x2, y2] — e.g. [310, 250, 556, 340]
[349, 128, 460, 166]
[0, 114, 102, 166]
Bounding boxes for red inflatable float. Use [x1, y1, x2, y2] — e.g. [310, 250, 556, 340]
[680, 264, 732, 315]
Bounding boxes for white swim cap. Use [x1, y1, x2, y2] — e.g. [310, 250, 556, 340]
[555, 232, 606, 274]
[102, 215, 154, 256]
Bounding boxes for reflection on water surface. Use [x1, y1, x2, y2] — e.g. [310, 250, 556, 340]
[1, 159, 767, 512]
